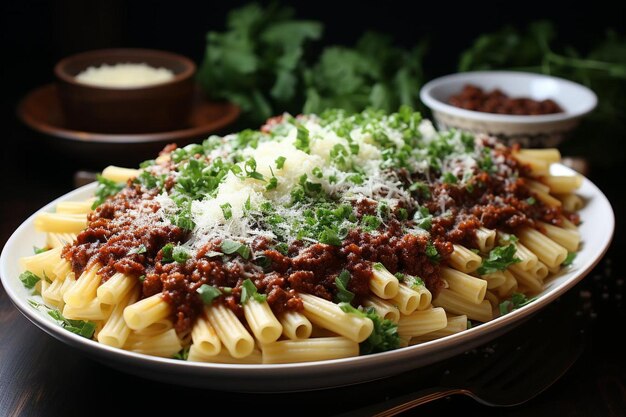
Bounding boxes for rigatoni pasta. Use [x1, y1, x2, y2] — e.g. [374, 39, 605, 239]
[15, 109, 584, 364]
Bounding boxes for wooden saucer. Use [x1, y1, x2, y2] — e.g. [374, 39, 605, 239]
[17, 84, 240, 167]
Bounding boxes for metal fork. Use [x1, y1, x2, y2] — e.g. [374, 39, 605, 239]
[338, 301, 587, 417]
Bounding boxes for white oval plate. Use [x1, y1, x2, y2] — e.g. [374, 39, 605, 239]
[0, 165, 614, 392]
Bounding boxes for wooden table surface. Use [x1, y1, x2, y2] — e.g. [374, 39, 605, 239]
[1, 122, 625, 417]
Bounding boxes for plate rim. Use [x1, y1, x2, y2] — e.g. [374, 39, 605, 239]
[16, 83, 240, 144]
[0, 165, 615, 387]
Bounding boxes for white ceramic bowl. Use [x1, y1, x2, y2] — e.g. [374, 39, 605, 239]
[420, 71, 597, 147]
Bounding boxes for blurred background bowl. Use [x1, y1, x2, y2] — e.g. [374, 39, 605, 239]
[54, 48, 196, 133]
[420, 71, 597, 147]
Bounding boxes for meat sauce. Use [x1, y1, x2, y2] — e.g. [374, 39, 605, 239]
[449, 84, 564, 115]
[62, 144, 571, 334]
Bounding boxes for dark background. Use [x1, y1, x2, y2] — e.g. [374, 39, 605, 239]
[1, 1, 625, 416]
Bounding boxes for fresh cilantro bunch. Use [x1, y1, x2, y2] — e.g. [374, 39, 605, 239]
[197, 3, 322, 124]
[198, 4, 426, 125]
[303, 32, 426, 115]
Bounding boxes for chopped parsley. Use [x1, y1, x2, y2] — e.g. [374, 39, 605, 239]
[197, 284, 222, 304]
[240, 278, 266, 304]
[172, 246, 191, 263]
[221, 240, 251, 259]
[339, 303, 400, 354]
[161, 243, 175, 263]
[275, 156, 286, 169]
[334, 270, 355, 303]
[413, 206, 432, 230]
[33, 246, 49, 254]
[92, 175, 124, 209]
[28, 300, 96, 338]
[173, 346, 190, 360]
[295, 123, 310, 153]
[442, 172, 458, 184]
[220, 202, 233, 220]
[562, 252, 576, 266]
[425, 242, 440, 262]
[499, 293, 536, 316]
[19, 271, 40, 289]
[477, 244, 521, 275]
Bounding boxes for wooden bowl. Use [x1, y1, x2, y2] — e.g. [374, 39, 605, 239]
[54, 48, 196, 133]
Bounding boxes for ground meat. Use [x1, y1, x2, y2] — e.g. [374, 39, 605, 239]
[449, 84, 564, 115]
[61, 139, 565, 335]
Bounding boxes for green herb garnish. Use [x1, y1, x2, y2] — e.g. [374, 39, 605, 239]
[339, 303, 400, 354]
[92, 175, 124, 209]
[19, 271, 41, 289]
[221, 239, 251, 259]
[334, 270, 355, 303]
[499, 293, 536, 316]
[240, 278, 266, 304]
[562, 252, 576, 266]
[173, 346, 190, 360]
[275, 156, 286, 169]
[425, 242, 440, 262]
[30, 300, 96, 339]
[477, 244, 521, 275]
[220, 202, 233, 220]
[161, 243, 175, 263]
[197, 284, 222, 304]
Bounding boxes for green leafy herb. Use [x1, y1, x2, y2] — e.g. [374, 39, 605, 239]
[477, 244, 521, 275]
[361, 215, 381, 232]
[221, 239, 251, 259]
[30, 300, 96, 339]
[266, 176, 279, 190]
[442, 172, 458, 184]
[409, 182, 431, 199]
[161, 243, 175, 263]
[128, 244, 147, 255]
[499, 292, 537, 316]
[339, 303, 400, 354]
[275, 156, 287, 169]
[395, 272, 424, 289]
[197, 284, 222, 304]
[220, 202, 233, 220]
[562, 252, 576, 266]
[334, 270, 355, 303]
[526, 197, 536, 205]
[413, 206, 432, 230]
[197, 3, 323, 125]
[254, 255, 272, 270]
[240, 278, 266, 304]
[19, 271, 40, 289]
[173, 346, 190, 360]
[295, 123, 310, 153]
[33, 246, 49, 254]
[275, 243, 289, 255]
[425, 242, 440, 262]
[92, 175, 124, 209]
[171, 246, 190, 263]
[138, 275, 146, 282]
[318, 227, 342, 246]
